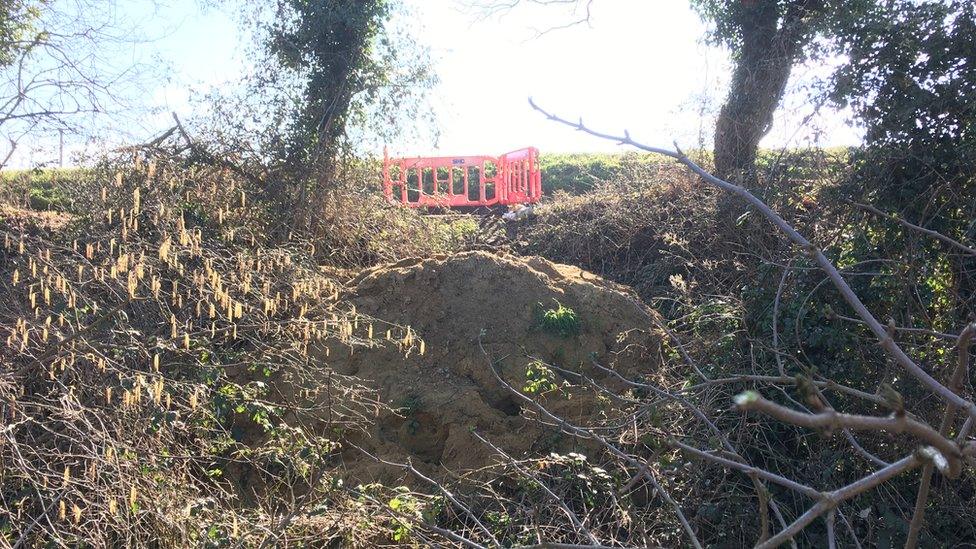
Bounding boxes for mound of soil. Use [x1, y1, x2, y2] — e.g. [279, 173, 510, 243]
[325, 251, 664, 482]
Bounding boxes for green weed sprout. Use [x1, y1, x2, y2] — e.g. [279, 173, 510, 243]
[523, 360, 560, 394]
[539, 301, 581, 338]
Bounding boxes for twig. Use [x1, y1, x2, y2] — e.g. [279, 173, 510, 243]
[352, 443, 501, 548]
[12, 489, 66, 549]
[170, 112, 265, 187]
[826, 509, 836, 549]
[736, 393, 961, 477]
[257, 459, 331, 549]
[671, 439, 820, 498]
[772, 263, 792, 376]
[905, 323, 976, 547]
[757, 454, 922, 549]
[478, 334, 704, 549]
[687, 374, 888, 408]
[829, 312, 959, 341]
[472, 431, 599, 545]
[849, 201, 976, 257]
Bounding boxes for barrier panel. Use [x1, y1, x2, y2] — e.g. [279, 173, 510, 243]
[383, 147, 542, 208]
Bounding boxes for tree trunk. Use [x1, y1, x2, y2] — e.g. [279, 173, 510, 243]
[713, 1, 816, 184]
[713, 47, 795, 184]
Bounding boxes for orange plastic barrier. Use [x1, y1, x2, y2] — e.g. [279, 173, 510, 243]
[383, 147, 542, 208]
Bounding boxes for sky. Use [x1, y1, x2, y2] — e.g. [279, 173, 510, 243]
[12, 0, 863, 166]
[405, 0, 862, 155]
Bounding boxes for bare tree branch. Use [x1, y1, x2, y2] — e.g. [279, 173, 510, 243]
[905, 323, 976, 547]
[526, 97, 976, 424]
[850, 201, 976, 257]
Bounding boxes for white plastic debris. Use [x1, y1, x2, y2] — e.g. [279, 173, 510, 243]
[503, 204, 534, 222]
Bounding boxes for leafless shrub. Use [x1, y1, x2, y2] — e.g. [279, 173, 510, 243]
[0, 129, 424, 546]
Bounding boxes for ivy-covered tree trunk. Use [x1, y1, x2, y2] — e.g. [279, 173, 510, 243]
[269, 0, 389, 173]
[261, 0, 391, 233]
[713, 26, 797, 183]
[707, 0, 825, 183]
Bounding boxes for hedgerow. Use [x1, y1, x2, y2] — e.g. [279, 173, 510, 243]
[0, 139, 425, 546]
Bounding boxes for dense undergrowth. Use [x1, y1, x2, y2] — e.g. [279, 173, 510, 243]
[0, 146, 694, 547]
[0, 143, 440, 545]
[2, 144, 976, 547]
[518, 147, 976, 545]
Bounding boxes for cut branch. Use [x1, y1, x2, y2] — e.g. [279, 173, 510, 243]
[735, 393, 961, 477]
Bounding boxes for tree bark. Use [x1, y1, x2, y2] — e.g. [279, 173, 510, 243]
[713, 1, 819, 184]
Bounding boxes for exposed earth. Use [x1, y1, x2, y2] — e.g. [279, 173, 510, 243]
[320, 251, 665, 482]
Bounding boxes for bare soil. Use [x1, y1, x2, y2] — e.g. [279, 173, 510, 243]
[323, 251, 664, 483]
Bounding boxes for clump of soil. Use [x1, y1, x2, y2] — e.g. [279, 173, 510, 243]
[326, 251, 663, 482]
